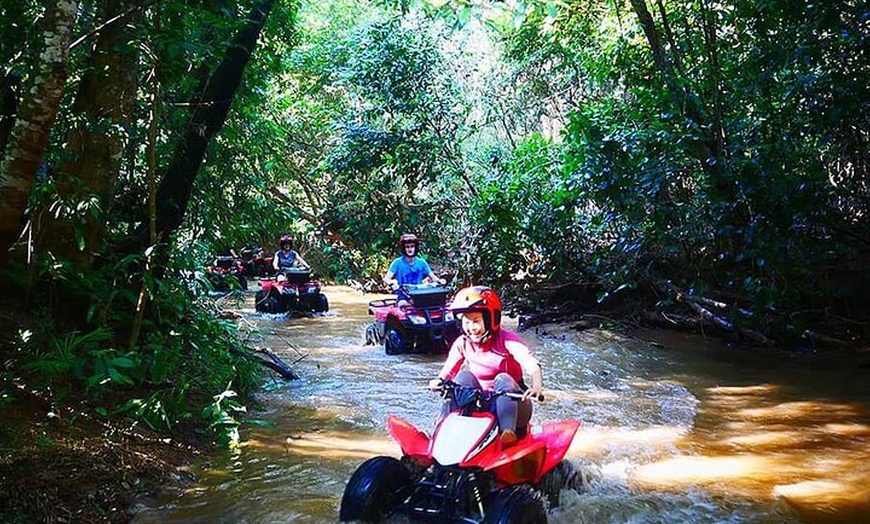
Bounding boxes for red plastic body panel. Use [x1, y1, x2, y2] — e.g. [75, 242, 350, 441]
[385, 413, 580, 486]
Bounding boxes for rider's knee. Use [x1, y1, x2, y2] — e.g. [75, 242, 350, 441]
[493, 373, 520, 392]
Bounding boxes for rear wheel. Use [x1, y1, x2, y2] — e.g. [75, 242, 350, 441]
[209, 274, 228, 292]
[384, 327, 405, 355]
[339, 456, 412, 522]
[482, 485, 547, 524]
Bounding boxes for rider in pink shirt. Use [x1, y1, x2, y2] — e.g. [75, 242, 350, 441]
[429, 286, 544, 446]
[437, 329, 539, 391]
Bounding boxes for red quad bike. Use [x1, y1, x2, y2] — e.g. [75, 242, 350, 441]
[254, 268, 329, 314]
[206, 255, 248, 292]
[364, 283, 460, 355]
[239, 243, 275, 278]
[339, 381, 583, 524]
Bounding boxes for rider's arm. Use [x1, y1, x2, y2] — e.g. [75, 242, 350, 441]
[505, 335, 544, 399]
[273, 253, 281, 271]
[419, 259, 443, 286]
[523, 365, 544, 400]
[430, 339, 464, 390]
[295, 252, 310, 269]
[427, 270, 446, 286]
[383, 269, 399, 291]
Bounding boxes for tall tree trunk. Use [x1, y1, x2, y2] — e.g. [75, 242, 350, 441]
[698, 0, 727, 155]
[126, 0, 275, 257]
[0, 0, 79, 270]
[46, 0, 141, 269]
[627, 0, 732, 200]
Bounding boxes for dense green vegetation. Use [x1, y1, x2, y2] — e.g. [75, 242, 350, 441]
[1, 0, 867, 447]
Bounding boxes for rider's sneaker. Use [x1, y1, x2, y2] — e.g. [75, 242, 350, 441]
[500, 429, 518, 448]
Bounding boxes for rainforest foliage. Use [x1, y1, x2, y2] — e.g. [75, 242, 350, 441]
[0, 0, 867, 443]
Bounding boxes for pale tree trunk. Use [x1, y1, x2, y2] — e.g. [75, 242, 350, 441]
[45, 1, 141, 269]
[0, 0, 79, 270]
[129, 7, 161, 350]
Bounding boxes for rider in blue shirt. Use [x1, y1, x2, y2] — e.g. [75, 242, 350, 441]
[383, 233, 444, 304]
[273, 234, 310, 273]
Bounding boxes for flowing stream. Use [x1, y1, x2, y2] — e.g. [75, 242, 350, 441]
[132, 286, 870, 524]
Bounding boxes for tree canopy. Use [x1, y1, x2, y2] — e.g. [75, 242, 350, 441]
[0, 0, 867, 443]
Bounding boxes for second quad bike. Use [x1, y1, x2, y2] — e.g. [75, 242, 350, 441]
[239, 243, 275, 278]
[206, 255, 248, 292]
[364, 283, 459, 355]
[254, 268, 329, 314]
[339, 380, 583, 523]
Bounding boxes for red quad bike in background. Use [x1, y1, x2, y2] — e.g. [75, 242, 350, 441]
[206, 255, 248, 292]
[254, 268, 329, 314]
[239, 243, 275, 278]
[364, 283, 459, 355]
[339, 381, 583, 524]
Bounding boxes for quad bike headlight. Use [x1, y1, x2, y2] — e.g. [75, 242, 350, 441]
[444, 311, 454, 322]
[408, 313, 428, 325]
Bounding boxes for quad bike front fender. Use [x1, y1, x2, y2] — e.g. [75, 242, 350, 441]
[387, 415, 431, 462]
[536, 419, 580, 474]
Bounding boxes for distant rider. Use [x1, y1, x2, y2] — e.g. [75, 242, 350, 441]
[428, 286, 544, 447]
[273, 235, 310, 273]
[383, 233, 444, 304]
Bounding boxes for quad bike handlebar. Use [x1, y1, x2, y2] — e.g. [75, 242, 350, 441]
[432, 379, 545, 406]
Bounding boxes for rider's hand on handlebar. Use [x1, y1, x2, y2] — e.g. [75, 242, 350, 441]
[428, 378, 443, 391]
[522, 384, 544, 402]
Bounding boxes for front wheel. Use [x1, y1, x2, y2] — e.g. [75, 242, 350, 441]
[255, 290, 280, 313]
[384, 327, 405, 355]
[316, 294, 329, 312]
[339, 456, 412, 522]
[364, 323, 380, 346]
[483, 485, 547, 524]
[254, 290, 270, 312]
[535, 459, 583, 508]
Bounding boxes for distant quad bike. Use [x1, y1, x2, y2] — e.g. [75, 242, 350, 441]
[239, 243, 275, 278]
[206, 255, 248, 292]
[339, 380, 583, 524]
[254, 268, 328, 314]
[364, 283, 459, 355]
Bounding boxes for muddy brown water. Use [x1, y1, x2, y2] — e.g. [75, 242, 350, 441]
[131, 286, 870, 524]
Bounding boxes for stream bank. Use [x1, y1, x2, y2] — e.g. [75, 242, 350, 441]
[2, 285, 868, 523]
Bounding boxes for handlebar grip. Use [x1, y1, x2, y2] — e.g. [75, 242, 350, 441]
[503, 391, 545, 402]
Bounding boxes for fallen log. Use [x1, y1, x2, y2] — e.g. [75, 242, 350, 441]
[798, 328, 851, 349]
[230, 347, 299, 380]
[666, 282, 753, 318]
[675, 293, 772, 346]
